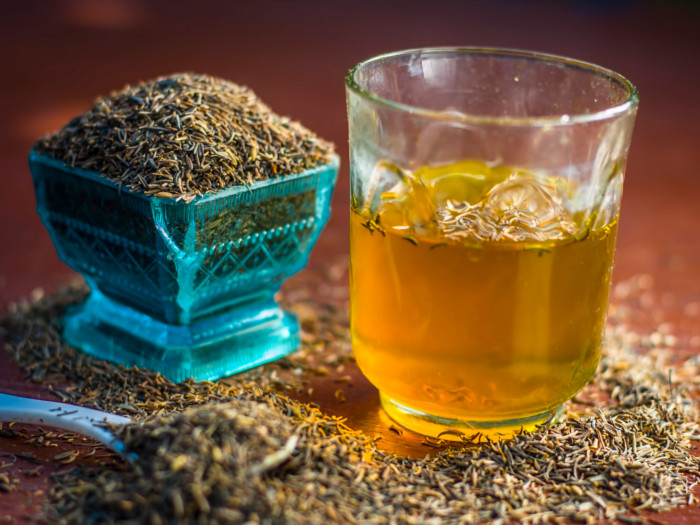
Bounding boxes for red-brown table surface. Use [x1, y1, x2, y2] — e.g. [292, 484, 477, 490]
[1, 1, 699, 523]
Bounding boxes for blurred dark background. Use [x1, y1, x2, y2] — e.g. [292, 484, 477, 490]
[1, 0, 699, 305]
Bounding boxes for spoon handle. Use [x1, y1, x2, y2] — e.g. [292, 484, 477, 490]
[0, 392, 132, 459]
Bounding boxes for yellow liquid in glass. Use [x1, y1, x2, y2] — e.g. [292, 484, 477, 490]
[350, 160, 617, 429]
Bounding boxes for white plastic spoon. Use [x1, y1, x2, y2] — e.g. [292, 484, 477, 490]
[0, 392, 135, 462]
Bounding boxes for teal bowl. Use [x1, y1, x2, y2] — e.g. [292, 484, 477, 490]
[29, 150, 339, 382]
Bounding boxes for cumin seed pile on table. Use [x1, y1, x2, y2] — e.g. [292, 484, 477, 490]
[1, 271, 699, 525]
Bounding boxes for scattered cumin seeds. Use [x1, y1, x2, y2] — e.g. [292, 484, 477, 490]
[1, 274, 699, 524]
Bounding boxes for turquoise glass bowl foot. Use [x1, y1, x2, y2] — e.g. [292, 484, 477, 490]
[63, 283, 299, 382]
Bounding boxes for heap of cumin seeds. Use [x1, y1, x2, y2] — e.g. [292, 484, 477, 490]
[35, 73, 335, 202]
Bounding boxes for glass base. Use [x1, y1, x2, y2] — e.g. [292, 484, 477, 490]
[380, 393, 564, 441]
[62, 287, 299, 383]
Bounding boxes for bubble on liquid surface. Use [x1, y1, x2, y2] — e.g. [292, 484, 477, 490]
[360, 160, 408, 214]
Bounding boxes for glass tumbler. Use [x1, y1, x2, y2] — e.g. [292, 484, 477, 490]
[345, 48, 638, 438]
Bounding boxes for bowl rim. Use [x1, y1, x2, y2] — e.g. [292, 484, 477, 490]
[29, 148, 340, 207]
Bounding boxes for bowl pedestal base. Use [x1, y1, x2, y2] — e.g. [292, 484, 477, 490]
[62, 286, 299, 383]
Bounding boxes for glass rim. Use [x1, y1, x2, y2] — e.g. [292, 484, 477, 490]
[345, 47, 639, 127]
